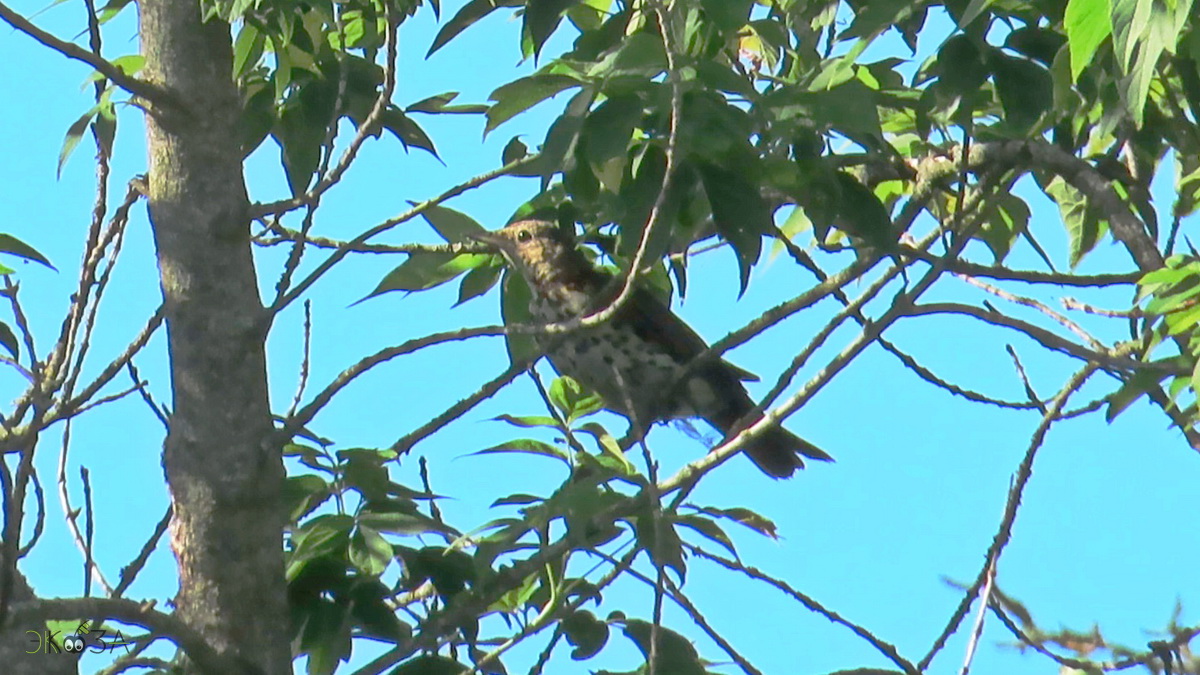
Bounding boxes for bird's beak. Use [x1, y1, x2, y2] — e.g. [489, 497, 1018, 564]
[465, 230, 507, 251]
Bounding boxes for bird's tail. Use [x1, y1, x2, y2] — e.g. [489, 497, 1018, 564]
[743, 425, 832, 478]
[705, 397, 832, 479]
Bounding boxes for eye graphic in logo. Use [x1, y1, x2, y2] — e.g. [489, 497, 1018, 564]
[62, 634, 87, 653]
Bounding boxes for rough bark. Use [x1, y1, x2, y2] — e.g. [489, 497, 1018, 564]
[138, 0, 288, 672]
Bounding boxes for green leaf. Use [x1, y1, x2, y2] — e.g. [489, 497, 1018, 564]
[469, 439, 570, 462]
[686, 505, 778, 539]
[582, 94, 642, 191]
[485, 73, 582, 135]
[1106, 370, 1167, 422]
[491, 493, 543, 507]
[349, 525, 394, 576]
[1043, 176, 1109, 267]
[632, 505, 686, 579]
[1109, 0, 1193, 125]
[92, 94, 117, 161]
[931, 34, 991, 96]
[1064, 0, 1112, 80]
[0, 322, 18, 361]
[275, 95, 326, 196]
[390, 654, 467, 675]
[364, 252, 492, 299]
[0, 234, 54, 269]
[990, 54, 1053, 133]
[348, 579, 411, 642]
[232, 22, 264, 78]
[491, 414, 561, 428]
[698, 162, 767, 295]
[576, 422, 635, 476]
[501, 270, 540, 364]
[455, 262, 503, 306]
[283, 475, 331, 522]
[339, 448, 392, 502]
[58, 109, 96, 178]
[832, 171, 895, 252]
[957, 0, 996, 27]
[525, 0, 574, 59]
[400, 546, 477, 599]
[699, 0, 752, 32]
[358, 509, 454, 537]
[380, 108, 440, 159]
[406, 91, 487, 114]
[419, 204, 487, 242]
[588, 31, 666, 80]
[975, 193, 1031, 263]
[427, 0, 520, 57]
[299, 600, 351, 675]
[287, 514, 354, 580]
[501, 136, 529, 164]
[617, 619, 705, 675]
[566, 0, 611, 32]
[675, 514, 738, 559]
[549, 375, 604, 421]
[561, 610, 609, 660]
[1175, 154, 1200, 218]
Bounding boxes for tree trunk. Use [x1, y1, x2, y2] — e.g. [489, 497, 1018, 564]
[138, 1, 288, 672]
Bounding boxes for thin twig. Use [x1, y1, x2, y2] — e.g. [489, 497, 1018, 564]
[287, 300, 314, 419]
[126, 361, 169, 430]
[0, 279, 38, 378]
[56, 306, 164, 420]
[919, 363, 1098, 671]
[959, 559, 996, 675]
[15, 465, 44, 559]
[81, 466, 95, 598]
[1061, 297, 1142, 318]
[417, 457, 452, 544]
[113, 506, 171, 598]
[268, 152, 539, 312]
[1006, 346, 1048, 414]
[0, 1, 172, 106]
[958, 274, 1104, 350]
[255, 8, 400, 218]
[689, 545, 919, 675]
[462, 546, 637, 675]
[57, 418, 114, 596]
[900, 249, 1140, 286]
[906, 303, 1175, 375]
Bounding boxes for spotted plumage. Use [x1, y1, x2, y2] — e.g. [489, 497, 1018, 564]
[471, 220, 831, 478]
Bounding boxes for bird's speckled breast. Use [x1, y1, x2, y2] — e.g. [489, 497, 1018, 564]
[528, 288, 704, 421]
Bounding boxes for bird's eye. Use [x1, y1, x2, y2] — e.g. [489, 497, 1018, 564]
[516, 230, 532, 243]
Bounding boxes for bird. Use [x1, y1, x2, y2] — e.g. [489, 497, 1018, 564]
[469, 219, 831, 479]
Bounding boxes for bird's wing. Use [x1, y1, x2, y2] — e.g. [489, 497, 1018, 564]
[618, 287, 760, 383]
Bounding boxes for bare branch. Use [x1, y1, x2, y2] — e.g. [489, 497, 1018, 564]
[57, 419, 114, 596]
[901, 249, 1140, 286]
[268, 153, 540, 312]
[55, 306, 164, 421]
[0, 2, 173, 107]
[905, 303, 1174, 374]
[113, 507, 171, 598]
[689, 545, 919, 675]
[957, 274, 1103, 350]
[919, 364, 1098, 670]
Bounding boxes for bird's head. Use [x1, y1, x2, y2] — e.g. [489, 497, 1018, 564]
[469, 220, 582, 287]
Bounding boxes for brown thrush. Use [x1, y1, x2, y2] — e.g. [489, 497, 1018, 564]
[471, 220, 831, 478]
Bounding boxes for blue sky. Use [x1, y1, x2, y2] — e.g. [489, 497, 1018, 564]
[1, 1, 1197, 674]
